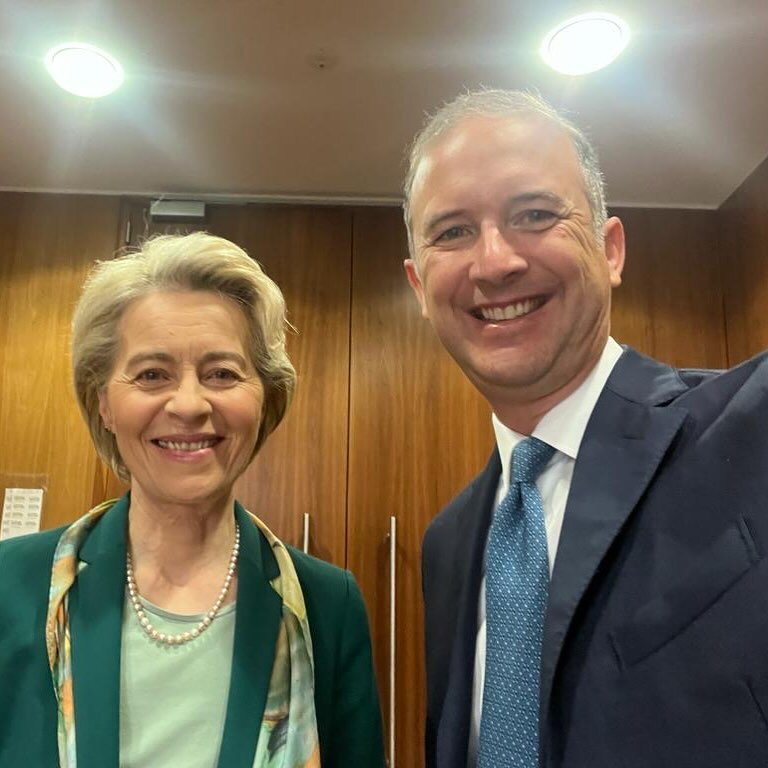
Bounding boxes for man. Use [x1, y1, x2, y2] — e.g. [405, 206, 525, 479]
[403, 89, 768, 768]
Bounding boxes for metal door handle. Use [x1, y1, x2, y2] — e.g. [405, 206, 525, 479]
[389, 515, 397, 767]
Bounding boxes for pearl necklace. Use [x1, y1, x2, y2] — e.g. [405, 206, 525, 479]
[125, 523, 240, 646]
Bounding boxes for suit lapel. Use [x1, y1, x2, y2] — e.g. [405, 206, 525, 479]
[540, 351, 689, 723]
[217, 503, 282, 767]
[436, 453, 500, 768]
[69, 495, 129, 768]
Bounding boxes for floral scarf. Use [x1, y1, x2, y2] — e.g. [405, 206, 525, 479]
[45, 500, 320, 767]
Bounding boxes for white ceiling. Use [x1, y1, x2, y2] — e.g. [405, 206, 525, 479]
[3, 0, 768, 208]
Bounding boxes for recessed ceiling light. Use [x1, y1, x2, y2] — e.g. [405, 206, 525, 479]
[44, 43, 124, 98]
[541, 13, 630, 76]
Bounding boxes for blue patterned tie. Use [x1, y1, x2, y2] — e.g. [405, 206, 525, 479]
[478, 436, 556, 768]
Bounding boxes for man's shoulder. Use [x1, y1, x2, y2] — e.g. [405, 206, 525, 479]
[611, 345, 768, 405]
[675, 349, 768, 406]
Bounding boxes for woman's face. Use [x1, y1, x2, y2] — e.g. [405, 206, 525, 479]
[98, 290, 264, 509]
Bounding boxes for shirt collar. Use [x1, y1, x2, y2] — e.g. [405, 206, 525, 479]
[492, 337, 624, 489]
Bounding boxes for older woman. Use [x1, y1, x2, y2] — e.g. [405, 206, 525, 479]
[0, 233, 385, 767]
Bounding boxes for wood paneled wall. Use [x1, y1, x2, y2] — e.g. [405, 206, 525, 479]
[209, 205, 353, 566]
[0, 189, 763, 767]
[348, 208, 494, 760]
[611, 207, 727, 368]
[719, 154, 768, 363]
[0, 193, 121, 530]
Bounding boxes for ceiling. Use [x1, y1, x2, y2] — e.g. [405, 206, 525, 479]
[3, 0, 768, 209]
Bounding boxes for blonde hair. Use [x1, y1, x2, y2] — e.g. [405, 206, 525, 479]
[71, 232, 296, 482]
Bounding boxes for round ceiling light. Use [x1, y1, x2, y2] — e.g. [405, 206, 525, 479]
[44, 43, 124, 98]
[541, 13, 630, 76]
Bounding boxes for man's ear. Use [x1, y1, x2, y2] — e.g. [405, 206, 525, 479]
[404, 258, 430, 319]
[603, 216, 626, 288]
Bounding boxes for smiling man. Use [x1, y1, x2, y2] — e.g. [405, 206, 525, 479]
[403, 90, 768, 768]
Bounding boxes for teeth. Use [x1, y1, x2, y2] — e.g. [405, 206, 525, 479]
[479, 298, 542, 322]
[156, 439, 217, 451]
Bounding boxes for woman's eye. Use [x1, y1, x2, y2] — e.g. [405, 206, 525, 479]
[135, 368, 168, 384]
[206, 369, 242, 385]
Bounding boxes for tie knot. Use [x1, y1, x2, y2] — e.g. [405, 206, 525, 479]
[511, 436, 555, 485]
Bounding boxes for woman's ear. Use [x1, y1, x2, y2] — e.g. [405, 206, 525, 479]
[98, 390, 113, 432]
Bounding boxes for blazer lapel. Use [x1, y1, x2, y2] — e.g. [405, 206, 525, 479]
[540, 350, 690, 725]
[66, 497, 282, 767]
[436, 454, 500, 768]
[69, 495, 129, 768]
[217, 503, 282, 767]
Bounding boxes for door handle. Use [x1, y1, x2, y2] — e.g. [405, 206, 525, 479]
[388, 515, 397, 767]
[303, 512, 310, 555]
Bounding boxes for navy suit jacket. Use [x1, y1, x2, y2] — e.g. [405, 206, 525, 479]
[423, 347, 768, 768]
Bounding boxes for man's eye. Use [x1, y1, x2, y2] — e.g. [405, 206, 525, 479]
[434, 225, 470, 244]
[513, 209, 559, 230]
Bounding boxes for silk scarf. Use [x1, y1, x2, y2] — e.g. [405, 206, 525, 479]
[45, 500, 320, 767]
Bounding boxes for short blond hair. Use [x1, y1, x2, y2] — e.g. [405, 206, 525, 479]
[71, 232, 296, 482]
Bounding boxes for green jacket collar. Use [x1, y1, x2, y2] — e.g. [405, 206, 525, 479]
[70, 496, 282, 768]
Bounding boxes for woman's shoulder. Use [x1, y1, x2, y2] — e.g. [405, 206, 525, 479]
[0, 526, 67, 597]
[284, 546, 370, 627]
[285, 545, 356, 598]
[0, 525, 66, 567]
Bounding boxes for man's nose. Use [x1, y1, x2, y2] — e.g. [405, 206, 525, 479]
[470, 224, 528, 284]
[165, 375, 213, 419]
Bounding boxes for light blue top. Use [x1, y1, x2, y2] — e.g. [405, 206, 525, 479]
[119, 595, 236, 767]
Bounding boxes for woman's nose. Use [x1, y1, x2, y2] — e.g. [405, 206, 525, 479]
[164, 376, 213, 419]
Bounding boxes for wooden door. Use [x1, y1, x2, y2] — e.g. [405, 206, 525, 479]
[348, 207, 493, 767]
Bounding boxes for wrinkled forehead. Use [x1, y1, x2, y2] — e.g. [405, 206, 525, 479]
[409, 113, 583, 223]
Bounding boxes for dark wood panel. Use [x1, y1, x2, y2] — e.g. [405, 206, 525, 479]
[611, 207, 728, 369]
[719, 155, 768, 364]
[209, 205, 352, 568]
[102, 201, 352, 567]
[0, 192, 122, 530]
[348, 207, 493, 767]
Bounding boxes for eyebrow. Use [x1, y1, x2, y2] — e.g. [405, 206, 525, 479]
[510, 190, 568, 208]
[421, 191, 568, 236]
[124, 351, 249, 369]
[422, 209, 467, 238]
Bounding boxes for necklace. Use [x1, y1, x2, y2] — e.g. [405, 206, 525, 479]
[125, 523, 240, 646]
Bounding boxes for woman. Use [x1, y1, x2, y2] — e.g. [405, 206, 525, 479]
[0, 233, 385, 767]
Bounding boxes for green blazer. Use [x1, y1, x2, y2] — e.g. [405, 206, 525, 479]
[0, 496, 385, 767]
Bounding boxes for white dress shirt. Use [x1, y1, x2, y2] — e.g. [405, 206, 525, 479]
[466, 337, 624, 766]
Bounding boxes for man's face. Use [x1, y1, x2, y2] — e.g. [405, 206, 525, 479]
[404, 114, 625, 412]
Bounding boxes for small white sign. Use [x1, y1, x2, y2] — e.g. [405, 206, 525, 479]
[1, 488, 44, 541]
